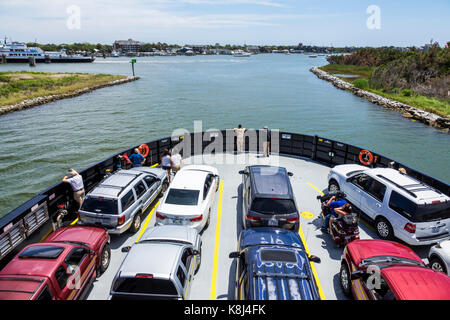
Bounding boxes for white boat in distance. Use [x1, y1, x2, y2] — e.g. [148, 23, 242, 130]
[233, 50, 251, 57]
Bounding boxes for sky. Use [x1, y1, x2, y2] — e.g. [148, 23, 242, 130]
[1, 0, 449, 47]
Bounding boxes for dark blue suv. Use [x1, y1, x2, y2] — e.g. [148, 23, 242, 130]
[229, 228, 321, 300]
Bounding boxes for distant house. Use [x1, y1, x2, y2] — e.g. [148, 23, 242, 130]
[246, 45, 260, 54]
[113, 39, 142, 53]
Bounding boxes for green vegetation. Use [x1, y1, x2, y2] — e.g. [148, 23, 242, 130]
[321, 47, 450, 117]
[0, 71, 127, 107]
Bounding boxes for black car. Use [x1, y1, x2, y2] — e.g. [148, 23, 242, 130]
[229, 228, 321, 300]
[239, 165, 299, 231]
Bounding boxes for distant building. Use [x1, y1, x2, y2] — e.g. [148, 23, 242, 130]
[113, 39, 142, 53]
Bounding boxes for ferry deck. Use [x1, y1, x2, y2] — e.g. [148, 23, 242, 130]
[84, 152, 432, 300]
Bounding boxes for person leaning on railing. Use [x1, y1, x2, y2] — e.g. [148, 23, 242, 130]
[62, 168, 85, 209]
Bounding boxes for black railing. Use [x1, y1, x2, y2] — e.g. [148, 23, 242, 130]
[0, 130, 448, 266]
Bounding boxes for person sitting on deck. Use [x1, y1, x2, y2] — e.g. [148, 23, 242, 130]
[321, 195, 347, 233]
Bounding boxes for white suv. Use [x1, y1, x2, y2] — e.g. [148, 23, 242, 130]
[327, 164, 450, 246]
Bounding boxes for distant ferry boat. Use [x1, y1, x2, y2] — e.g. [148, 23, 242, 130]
[233, 50, 251, 57]
[309, 55, 318, 58]
[0, 41, 94, 63]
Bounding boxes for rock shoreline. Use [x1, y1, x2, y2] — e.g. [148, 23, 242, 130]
[0, 76, 140, 116]
[310, 67, 450, 131]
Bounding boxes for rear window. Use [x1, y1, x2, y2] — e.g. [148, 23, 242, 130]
[80, 197, 118, 215]
[260, 249, 297, 263]
[114, 278, 178, 296]
[165, 189, 199, 206]
[250, 198, 297, 215]
[389, 191, 450, 222]
[19, 246, 64, 259]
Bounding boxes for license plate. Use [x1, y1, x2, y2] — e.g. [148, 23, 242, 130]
[431, 227, 442, 233]
[268, 220, 278, 226]
[172, 219, 183, 225]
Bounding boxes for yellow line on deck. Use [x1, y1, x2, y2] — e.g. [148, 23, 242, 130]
[298, 225, 326, 300]
[306, 182, 324, 196]
[136, 200, 161, 243]
[150, 163, 159, 167]
[210, 180, 224, 300]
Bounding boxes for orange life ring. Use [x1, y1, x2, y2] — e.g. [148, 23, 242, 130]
[359, 150, 374, 166]
[138, 144, 149, 158]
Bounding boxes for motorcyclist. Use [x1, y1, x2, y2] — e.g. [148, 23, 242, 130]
[321, 194, 347, 233]
[329, 203, 353, 230]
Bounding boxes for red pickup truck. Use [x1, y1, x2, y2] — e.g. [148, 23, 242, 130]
[0, 226, 110, 300]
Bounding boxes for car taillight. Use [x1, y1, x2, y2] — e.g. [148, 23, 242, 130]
[190, 215, 203, 222]
[118, 216, 125, 226]
[404, 223, 416, 234]
[246, 214, 261, 221]
[287, 217, 299, 223]
[135, 274, 153, 279]
[156, 212, 166, 220]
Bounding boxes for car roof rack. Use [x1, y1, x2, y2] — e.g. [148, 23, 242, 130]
[377, 174, 443, 198]
[376, 175, 418, 198]
[251, 261, 311, 300]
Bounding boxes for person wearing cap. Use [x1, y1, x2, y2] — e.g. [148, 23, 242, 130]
[263, 126, 271, 157]
[62, 168, 85, 208]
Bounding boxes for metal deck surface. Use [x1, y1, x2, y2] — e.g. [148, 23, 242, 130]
[85, 153, 432, 300]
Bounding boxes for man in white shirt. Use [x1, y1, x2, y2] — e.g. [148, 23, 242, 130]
[171, 151, 182, 175]
[62, 168, 85, 208]
[233, 124, 246, 153]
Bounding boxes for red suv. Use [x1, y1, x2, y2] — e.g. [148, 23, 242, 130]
[0, 226, 110, 300]
[340, 239, 450, 300]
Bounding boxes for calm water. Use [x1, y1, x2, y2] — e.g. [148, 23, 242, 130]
[0, 54, 449, 217]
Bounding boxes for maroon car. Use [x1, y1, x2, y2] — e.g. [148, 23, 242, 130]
[340, 239, 450, 300]
[0, 226, 110, 300]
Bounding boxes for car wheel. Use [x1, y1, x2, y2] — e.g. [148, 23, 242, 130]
[328, 180, 340, 193]
[99, 243, 111, 274]
[205, 209, 211, 230]
[375, 217, 394, 240]
[429, 256, 448, 275]
[130, 214, 142, 233]
[195, 248, 202, 274]
[339, 263, 352, 297]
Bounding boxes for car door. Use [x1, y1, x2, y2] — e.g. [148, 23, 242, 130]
[236, 255, 248, 300]
[64, 247, 96, 300]
[134, 179, 149, 210]
[359, 178, 387, 220]
[203, 174, 215, 211]
[120, 189, 138, 222]
[346, 173, 371, 208]
[180, 248, 195, 299]
[143, 175, 159, 201]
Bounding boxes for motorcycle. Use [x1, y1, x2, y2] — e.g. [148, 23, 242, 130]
[317, 191, 360, 247]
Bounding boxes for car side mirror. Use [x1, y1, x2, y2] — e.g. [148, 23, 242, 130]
[288, 172, 294, 177]
[121, 246, 131, 253]
[308, 255, 321, 263]
[238, 170, 245, 175]
[350, 270, 366, 280]
[229, 251, 241, 259]
[192, 250, 200, 256]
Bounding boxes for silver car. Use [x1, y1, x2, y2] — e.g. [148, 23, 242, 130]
[429, 240, 450, 275]
[109, 225, 201, 300]
[78, 167, 168, 234]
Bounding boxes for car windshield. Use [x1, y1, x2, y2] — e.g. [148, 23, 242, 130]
[360, 256, 423, 267]
[80, 197, 118, 215]
[250, 198, 297, 215]
[165, 189, 199, 206]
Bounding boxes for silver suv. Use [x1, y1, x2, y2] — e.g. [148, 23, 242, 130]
[78, 167, 168, 234]
[109, 225, 201, 300]
[328, 165, 450, 246]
